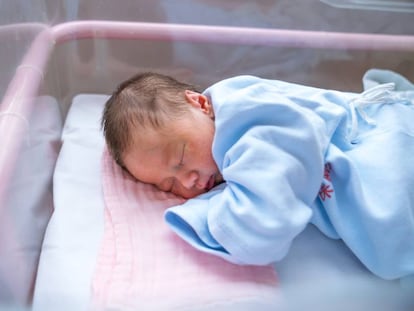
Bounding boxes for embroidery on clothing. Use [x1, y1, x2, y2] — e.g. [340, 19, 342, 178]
[323, 163, 332, 181]
[319, 184, 333, 201]
[319, 163, 334, 201]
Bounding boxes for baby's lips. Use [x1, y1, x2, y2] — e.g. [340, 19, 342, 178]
[206, 174, 215, 190]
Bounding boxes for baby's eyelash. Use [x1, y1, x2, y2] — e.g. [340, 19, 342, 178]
[178, 144, 186, 166]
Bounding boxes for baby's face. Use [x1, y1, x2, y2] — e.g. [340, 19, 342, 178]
[122, 91, 223, 199]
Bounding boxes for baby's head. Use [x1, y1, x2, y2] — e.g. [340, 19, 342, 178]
[102, 72, 223, 199]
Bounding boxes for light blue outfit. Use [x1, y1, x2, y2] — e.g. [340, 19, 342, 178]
[164, 69, 414, 281]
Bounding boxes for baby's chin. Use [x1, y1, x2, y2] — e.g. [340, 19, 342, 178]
[174, 187, 207, 199]
[173, 178, 224, 199]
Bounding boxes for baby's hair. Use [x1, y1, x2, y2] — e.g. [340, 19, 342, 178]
[101, 72, 199, 167]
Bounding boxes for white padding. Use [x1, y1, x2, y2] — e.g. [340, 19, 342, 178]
[33, 94, 109, 311]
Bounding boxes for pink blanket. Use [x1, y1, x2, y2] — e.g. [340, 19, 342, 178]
[91, 148, 280, 310]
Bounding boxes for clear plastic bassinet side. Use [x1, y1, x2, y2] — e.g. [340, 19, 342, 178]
[0, 0, 413, 310]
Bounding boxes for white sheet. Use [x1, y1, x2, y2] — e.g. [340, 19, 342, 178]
[33, 94, 108, 311]
[33, 94, 412, 311]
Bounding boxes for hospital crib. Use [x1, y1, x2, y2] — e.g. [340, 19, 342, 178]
[0, 1, 413, 310]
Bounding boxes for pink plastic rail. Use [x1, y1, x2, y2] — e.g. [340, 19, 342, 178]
[1, 21, 414, 202]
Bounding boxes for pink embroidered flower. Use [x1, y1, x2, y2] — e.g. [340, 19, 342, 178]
[319, 183, 333, 201]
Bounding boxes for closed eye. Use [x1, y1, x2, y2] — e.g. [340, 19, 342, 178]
[178, 143, 186, 167]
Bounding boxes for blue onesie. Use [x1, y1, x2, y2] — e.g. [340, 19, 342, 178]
[164, 69, 414, 281]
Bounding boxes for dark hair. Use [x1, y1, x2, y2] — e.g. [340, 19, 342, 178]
[101, 72, 199, 166]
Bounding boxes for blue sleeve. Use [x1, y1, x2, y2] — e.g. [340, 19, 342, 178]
[165, 79, 330, 265]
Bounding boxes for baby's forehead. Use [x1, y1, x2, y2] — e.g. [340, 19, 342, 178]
[130, 127, 176, 152]
[123, 139, 166, 168]
[128, 115, 192, 154]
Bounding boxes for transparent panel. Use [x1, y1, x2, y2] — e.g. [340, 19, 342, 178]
[0, 0, 413, 309]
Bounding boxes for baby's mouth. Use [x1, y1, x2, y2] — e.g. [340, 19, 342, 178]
[206, 174, 216, 191]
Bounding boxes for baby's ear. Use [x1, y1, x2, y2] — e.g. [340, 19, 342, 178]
[184, 90, 214, 118]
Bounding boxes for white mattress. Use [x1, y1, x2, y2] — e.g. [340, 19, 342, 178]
[33, 95, 107, 311]
[33, 94, 412, 311]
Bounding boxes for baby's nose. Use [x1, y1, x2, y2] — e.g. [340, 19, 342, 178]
[178, 170, 199, 189]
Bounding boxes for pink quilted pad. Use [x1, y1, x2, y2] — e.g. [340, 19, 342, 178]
[90, 148, 280, 310]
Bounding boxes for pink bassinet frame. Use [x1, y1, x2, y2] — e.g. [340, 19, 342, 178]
[1, 20, 414, 203]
